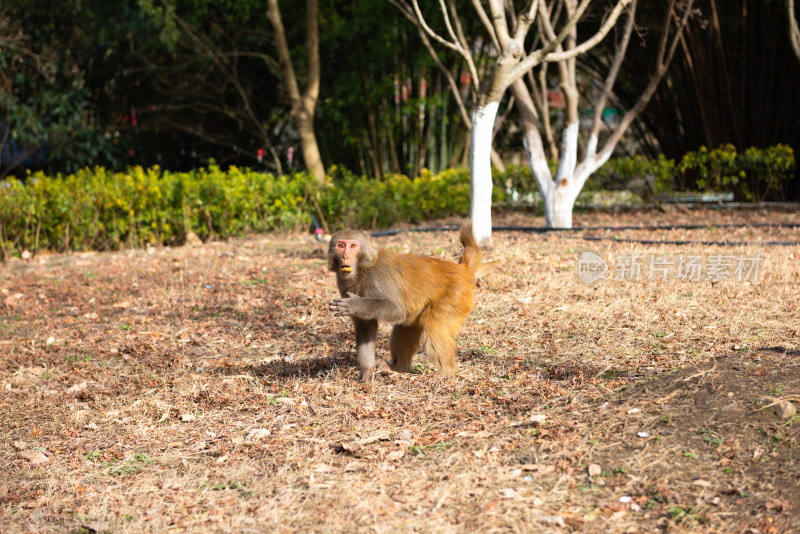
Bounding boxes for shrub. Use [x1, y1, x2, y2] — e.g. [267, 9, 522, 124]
[523, 145, 794, 202]
[0, 165, 481, 258]
[676, 144, 795, 201]
[1, 144, 793, 258]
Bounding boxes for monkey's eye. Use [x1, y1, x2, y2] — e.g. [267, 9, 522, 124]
[349, 243, 357, 249]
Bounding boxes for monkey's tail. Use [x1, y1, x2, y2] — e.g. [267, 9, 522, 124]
[458, 220, 481, 276]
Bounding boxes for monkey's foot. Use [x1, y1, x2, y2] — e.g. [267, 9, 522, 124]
[358, 368, 375, 382]
[358, 360, 392, 382]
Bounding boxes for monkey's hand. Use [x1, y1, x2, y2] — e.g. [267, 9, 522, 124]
[330, 293, 405, 322]
[329, 292, 363, 317]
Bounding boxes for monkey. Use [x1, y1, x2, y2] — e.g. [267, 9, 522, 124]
[327, 222, 481, 381]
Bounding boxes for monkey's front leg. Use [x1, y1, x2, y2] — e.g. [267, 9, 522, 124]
[354, 319, 381, 381]
[329, 292, 405, 323]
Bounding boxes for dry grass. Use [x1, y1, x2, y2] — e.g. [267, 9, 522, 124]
[1, 207, 799, 533]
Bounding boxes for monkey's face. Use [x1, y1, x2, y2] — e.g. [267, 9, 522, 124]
[334, 238, 362, 275]
[328, 230, 376, 276]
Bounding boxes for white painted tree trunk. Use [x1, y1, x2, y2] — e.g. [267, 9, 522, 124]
[469, 102, 499, 246]
[547, 180, 579, 228]
[524, 122, 613, 229]
[545, 121, 578, 228]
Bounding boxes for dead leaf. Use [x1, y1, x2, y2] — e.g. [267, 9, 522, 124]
[519, 464, 555, 475]
[19, 449, 49, 464]
[4, 293, 23, 307]
[527, 414, 547, 425]
[765, 499, 791, 512]
[357, 430, 391, 445]
[397, 429, 413, 441]
[588, 464, 602, 476]
[245, 428, 271, 441]
[500, 488, 518, 499]
[773, 401, 797, 420]
[387, 450, 405, 461]
[68, 381, 89, 394]
[340, 441, 362, 453]
[510, 414, 547, 427]
[313, 464, 336, 472]
[538, 515, 566, 527]
[82, 521, 111, 533]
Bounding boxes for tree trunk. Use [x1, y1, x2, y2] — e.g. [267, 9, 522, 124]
[266, 0, 325, 183]
[546, 175, 580, 229]
[293, 101, 325, 182]
[469, 101, 499, 247]
[523, 116, 611, 229]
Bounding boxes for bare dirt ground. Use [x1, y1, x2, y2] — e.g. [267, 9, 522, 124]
[1, 207, 799, 533]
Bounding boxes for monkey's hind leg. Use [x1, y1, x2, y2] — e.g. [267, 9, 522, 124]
[420, 314, 463, 376]
[389, 324, 422, 373]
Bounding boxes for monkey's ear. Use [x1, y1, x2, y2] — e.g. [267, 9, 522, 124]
[358, 244, 378, 269]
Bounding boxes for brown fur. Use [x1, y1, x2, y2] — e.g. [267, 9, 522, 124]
[328, 222, 481, 380]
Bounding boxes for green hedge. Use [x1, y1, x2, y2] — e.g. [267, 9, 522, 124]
[1, 144, 794, 258]
[497, 144, 795, 204]
[0, 165, 506, 258]
[593, 144, 795, 201]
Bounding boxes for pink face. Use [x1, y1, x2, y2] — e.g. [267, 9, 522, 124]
[336, 239, 361, 272]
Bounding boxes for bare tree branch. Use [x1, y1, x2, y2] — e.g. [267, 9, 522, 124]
[536, 0, 631, 64]
[488, 0, 512, 48]
[587, 0, 637, 155]
[586, 0, 695, 176]
[388, 0, 472, 127]
[512, 0, 541, 43]
[409, 0, 480, 92]
[504, 0, 595, 90]
[437, 0, 463, 48]
[791, 0, 800, 61]
[447, 1, 473, 58]
[536, 64, 559, 159]
[470, 0, 500, 50]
